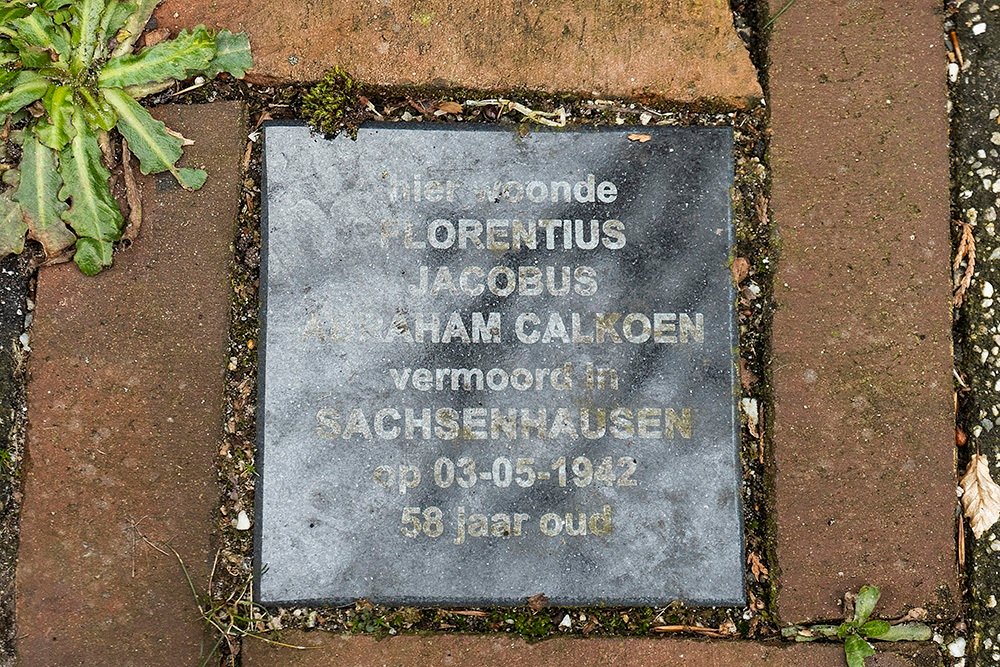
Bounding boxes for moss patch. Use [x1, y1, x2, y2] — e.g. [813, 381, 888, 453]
[300, 67, 364, 137]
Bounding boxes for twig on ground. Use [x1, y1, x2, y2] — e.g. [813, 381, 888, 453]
[463, 99, 567, 127]
[958, 510, 966, 569]
[652, 624, 729, 637]
[166, 544, 319, 656]
[125, 515, 168, 577]
[950, 31, 965, 68]
[763, 0, 796, 29]
[953, 221, 976, 306]
[168, 77, 207, 98]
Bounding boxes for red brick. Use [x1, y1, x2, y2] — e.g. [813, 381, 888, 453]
[155, 0, 761, 107]
[242, 633, 937, 667]
[15, 103, 246, 666]
[769, 0, 956, 621]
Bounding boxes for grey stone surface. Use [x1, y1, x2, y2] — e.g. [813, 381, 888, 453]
[257, 123, 742, 607]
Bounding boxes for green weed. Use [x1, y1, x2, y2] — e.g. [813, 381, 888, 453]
[0, 0, 252, 274]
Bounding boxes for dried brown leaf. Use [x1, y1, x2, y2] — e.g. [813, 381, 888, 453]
[120, 139, 143, 243]
[252, 111, 273, 132]
[755, 194, 770, 226]
[450, 610, 488, 617]
[731, 257, 750, 284]
[627, 133, 651, 143]
[962, 454, 1000, 539]
[738, 358, 758, 393]
[434, 101, 464, 115]
[894, 606, 928, 623]
[741, 397, 760, 438]
[164, 127, 195, 147]
[408, 98, 434, 115]
[142, 27, 171, 48]
[527, 593, 549, 612]
[747, 552, 769, 581]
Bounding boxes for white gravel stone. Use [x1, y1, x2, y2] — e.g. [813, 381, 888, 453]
[949, 636, 967, 658]
[986, 282, 996, 297]
[235, 510, 251, 531]
[974, 22, 988, 34]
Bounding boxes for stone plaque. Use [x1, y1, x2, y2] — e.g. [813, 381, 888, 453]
[256, 123, 744, 607]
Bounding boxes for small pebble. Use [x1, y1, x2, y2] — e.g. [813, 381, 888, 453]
[235, 510, 251, 531]
[949, 636, 967, 658]
[559, 614, 572, 629]
[974, 22, 988, 34]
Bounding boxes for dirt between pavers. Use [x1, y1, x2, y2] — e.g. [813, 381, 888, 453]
[0, 255, 30, 667]
[948, 0, 1000, 663]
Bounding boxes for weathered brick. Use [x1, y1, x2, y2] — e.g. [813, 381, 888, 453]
[769, 0, 956, 621]
[155, 0, 761, 107]
[15, 103, 246, 666]
[242, 632, 938, 667]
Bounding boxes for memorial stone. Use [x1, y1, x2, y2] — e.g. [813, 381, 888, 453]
[255, 123, 744, 606]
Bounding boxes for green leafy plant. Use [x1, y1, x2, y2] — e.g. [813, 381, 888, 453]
[0, 0, 251, 275]
[782, 585, 933, 667]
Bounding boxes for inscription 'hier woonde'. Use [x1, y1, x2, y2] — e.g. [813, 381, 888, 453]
[257, 124, 744, 607]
